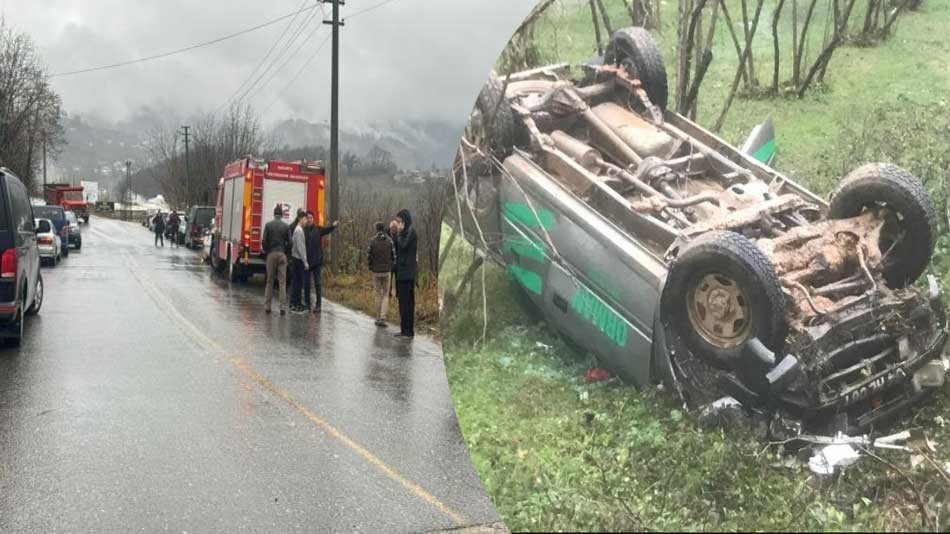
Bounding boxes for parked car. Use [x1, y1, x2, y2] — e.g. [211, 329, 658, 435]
[0, 168, 43, 346]
[31, 204, 69, 258]
[456, 27, 948, 436]
[64, 210, 82, 249]
[34, 218, 62, 265]
[183, 205, 215, 249]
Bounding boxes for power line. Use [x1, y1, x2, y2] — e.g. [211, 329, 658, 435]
[347, 0, 401, 19]
[239, 6, 326, 106]
[261, 32, 332, 114]
[217, 0, 313, 112]
[48, 3, 323, 78]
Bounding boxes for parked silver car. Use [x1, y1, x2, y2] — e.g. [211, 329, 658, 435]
[34, 218, 62, 266]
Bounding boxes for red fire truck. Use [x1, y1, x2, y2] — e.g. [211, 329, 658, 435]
[209, 156, 327, 282]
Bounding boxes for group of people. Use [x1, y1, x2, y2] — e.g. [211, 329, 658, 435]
[151, 209, 180, 247]
[262, 206, 339, 315]
[262, 204, 418, 338]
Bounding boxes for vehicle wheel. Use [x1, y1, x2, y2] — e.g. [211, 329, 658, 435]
[464, 70, 515, 162]
[75, 240, 81, 250]
[26, 273, 42, 316]
[605, 27, 669, 110]
[210, 239, 225, 272]
[828, 162, 936, 288]
[228, 258, 242, 283]
[8, 290, 25, 347]
[661, 231, 787, 371]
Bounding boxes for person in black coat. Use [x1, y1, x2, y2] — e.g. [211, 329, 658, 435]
[303, 211, 339, 313]
[393, 208, 418, 337]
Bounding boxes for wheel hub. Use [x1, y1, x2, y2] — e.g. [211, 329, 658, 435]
[687, 273, 751, 349]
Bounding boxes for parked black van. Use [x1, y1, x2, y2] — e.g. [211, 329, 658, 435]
[183, 205, 215, 248]
[0, 168, 42, 346]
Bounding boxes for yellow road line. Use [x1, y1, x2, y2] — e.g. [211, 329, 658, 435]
[125, 252, 467, 525]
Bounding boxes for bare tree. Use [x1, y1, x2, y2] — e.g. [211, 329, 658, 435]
[146, 104, 272, 209]
[0, 20, 65, 193]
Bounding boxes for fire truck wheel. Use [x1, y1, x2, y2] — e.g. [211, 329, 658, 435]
[228, 258, 243, 283]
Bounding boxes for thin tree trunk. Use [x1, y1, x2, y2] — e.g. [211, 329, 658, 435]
[595, 0, 614, 37]
[799, 0, 859, 95]
[590, 0, 605, 55]
[739, 0, 756, 85]
[714, 0, 766, 131]
[792, 0, 800, 84]
[793, 0, 819, 88]
[717, 0, 749, 86]
[772, 0, 788, 93]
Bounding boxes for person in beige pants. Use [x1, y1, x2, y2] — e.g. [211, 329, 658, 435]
[367, 221, 396, 327]
[261, 205, 291, 315]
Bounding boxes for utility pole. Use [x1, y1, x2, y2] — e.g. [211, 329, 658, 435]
[180, 125, 191, 204]
[42, 133, 47, 188]
[324, 0, 343, 267]
[125, 160, 132, 222]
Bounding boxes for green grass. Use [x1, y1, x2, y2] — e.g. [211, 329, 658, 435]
[445, 2, 950, 530]
[514, 0, 950, 192]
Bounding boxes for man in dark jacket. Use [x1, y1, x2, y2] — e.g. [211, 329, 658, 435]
[152, 210, 165, 247]
[304, 211, 339, 313]
[166, 211, 180, 248]
[393, 208, 418, 337]
[261, 204, 290, 315]
[367, 221, 395, 327]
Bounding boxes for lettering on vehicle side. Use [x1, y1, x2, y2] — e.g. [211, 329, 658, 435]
[571, 288, 628, 348]
[843, 367, 908, 406]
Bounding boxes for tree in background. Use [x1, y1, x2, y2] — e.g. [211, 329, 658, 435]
[146, 104, 273, 209]
[0, 20, 65, 192]
[362, 145, 397, 175]
[342, 151, 359, 175]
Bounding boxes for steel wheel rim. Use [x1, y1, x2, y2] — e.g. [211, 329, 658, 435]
[686, 273, 752, 349]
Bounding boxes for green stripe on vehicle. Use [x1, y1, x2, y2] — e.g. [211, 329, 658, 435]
[507, 265, 543, 295]
[502, 202, 555, 230]
[752, 139, 775, 164]
[503, 235, 547, 263]
[571, 288, 628, 348]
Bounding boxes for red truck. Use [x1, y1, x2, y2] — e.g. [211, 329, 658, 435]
[43, 184, 89, 223]
[209, 156, 327, 282]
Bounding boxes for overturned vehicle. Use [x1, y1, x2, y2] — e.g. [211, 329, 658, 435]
[453, 26, 948, 436]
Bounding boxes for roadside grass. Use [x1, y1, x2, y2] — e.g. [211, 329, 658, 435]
[323, 271, 440, 335]
[443, 240, 950, 531]
[520, 0, 950, 192]
[446, 2, 950, 531]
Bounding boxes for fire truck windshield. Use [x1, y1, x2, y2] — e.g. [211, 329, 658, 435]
[64, 191, 82, 201]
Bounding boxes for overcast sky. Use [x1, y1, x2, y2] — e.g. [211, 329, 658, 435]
[0, 0, 536, 128]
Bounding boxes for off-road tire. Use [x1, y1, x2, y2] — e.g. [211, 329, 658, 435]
[661, 231, 787, 369]
[828, 162, 936, 288]
[605, 27, 669, 110]
[26, 273, 42, 316]
[466, 71, 515, 161]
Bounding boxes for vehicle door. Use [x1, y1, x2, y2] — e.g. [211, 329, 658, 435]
[8, 180, 37, 306]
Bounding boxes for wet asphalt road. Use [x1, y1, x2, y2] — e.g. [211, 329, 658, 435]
[0, 215, 497, 533]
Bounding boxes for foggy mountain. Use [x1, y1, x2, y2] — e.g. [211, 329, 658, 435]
[54, 109, 465, 196]
[271, 118, 463, 171]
